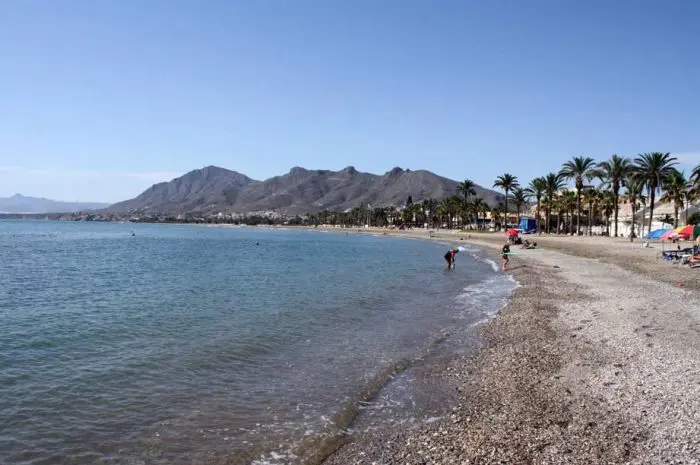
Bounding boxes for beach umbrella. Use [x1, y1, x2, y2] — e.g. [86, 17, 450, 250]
[659, 229, 677, 240]
[675, 224, 700, 239]
[507, 228, 519, 237]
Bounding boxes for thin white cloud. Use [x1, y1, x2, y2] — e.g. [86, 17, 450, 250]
[673, 152, 700, 165]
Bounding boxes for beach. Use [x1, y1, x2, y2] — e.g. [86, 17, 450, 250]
[322, 230, 700, 464]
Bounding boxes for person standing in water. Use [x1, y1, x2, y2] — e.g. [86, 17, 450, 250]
[444, 248, 458, 270]
[501, 242, 511, 271]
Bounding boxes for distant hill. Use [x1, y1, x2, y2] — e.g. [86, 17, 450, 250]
[0, 194, 109, 214]
[106, 166, 255, 213]
[106, 165, 504, 215]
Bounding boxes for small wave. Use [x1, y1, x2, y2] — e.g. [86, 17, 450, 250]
[455, 274, 517, 323]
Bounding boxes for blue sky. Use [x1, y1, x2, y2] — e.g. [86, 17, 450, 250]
[1, 0, 698, 203]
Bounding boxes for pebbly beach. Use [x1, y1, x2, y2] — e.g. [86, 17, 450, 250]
[321, 229, 700, 464]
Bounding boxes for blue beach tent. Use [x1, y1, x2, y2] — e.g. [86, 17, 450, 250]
[646, 228, 669, 239]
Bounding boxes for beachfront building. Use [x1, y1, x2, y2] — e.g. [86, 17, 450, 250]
[610, 199, 700, 237]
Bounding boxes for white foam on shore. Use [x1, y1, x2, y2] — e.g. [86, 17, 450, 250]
[455, 272, 518, 324]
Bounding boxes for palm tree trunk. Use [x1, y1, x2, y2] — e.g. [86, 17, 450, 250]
[648, 187, 655, 234]
[536, 199, 541, 235]
[576, 188, 581, 235]
[674, 207, 679, 228]
[630, 204, 635, 243]
[613, 190, 619, 237]
[504, 189, 509, 230]
[588, 202, 593, 235]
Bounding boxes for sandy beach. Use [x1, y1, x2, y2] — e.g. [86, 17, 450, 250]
[321, 229, 700, 464]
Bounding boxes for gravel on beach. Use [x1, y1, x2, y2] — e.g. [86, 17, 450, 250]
[323, 235, 700, 464]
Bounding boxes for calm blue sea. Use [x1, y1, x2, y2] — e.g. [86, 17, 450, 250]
[0, 221, 515, 465]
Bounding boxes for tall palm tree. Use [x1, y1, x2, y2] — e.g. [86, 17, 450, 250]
[660, 170, 687, 227]
[685, 189, 698, 226]
[560, 156, 597, 235]
[600, 190, 615, 235]
[582, 188, 599, 235]
[691, 164, 700, 191]
[561, 190, 577, 234]
[471, 197, 485, 230]
[524, 177, 546, 235]
[511, 188, 527, 227]
[457, 180, 476, 228]
[543, 172, 566, 234]
[597, 155, 632, 237]
[457, 179, 476, 204]
[493, 173, 519, 229]
[625, 177, 644, 242]
[633, 152, 678, 233]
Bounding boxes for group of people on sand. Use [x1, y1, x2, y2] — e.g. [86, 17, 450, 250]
[444, 242, 514, 272]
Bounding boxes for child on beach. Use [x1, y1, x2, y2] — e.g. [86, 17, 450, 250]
[501, 243, 510, 271]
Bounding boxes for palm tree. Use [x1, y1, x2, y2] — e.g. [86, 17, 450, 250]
[457, 180, 477, 228]
[685, 189, 698, 225]
[543, 172, 566, 233]
[561, 190, 577, 234]
[491, 205, 504, 230]
[660, 170, 687, 227]
[600, 190, 615, 235]
[625, 178, 644, 242]
[493, 173, 519, 229]
[524, 177, 546, 235]
[597, 155, 632, 237]
[511, 188, 527, 227]
[471, 197, 485, 230]
[582, 188, 599, 235]
[633, 152, 678, 233]
[691, 164, 700, 191]
[422, 198, 438, 229]
[560, 156, 597, 235]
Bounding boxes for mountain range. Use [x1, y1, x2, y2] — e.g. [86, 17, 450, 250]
[0, 194, 109, 214]
[106, 166, 503, 215]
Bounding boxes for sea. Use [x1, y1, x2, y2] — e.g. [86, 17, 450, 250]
[0, 220, 516, 465]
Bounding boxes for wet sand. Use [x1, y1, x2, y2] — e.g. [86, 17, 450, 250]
[320, 229, 700, 464]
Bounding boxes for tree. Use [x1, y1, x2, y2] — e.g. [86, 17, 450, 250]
[582, 188, 599, 235]
[421, 198, 438, 228]
[524, 177, 546, 235]
[406, 195, 413, 207]
[687, 212, 700, 226]
[457, 179, 476, 227]
[684, 189, 698, 225]
[471, 197, 486, 230]
[493, 173, 519, 229]
[660, 170, 687, 227]
[561, 190, 577, 234]
[633, 152, 678, 233]
[597, 155, 632, 237]
[511, 188, 527, 227]
[543, 172, 566, 233]
[600, 190, 615, 235]
[625, 177, 644, 242]
[691, 164, 700, 190]
[560, 156, 597, 235]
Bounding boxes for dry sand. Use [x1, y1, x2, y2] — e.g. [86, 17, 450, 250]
[320, 228, 700, 464]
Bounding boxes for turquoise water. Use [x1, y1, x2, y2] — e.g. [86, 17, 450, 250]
[0, 221, 514, 464]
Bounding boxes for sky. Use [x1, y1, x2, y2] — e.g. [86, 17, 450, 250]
[1, 0, 698, 203]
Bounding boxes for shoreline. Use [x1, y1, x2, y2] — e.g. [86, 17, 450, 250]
[320, 228, 700, 464]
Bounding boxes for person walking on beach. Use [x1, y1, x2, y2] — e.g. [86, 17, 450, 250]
[501, 242, 511, 271]
[444, 248, 458, 270]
